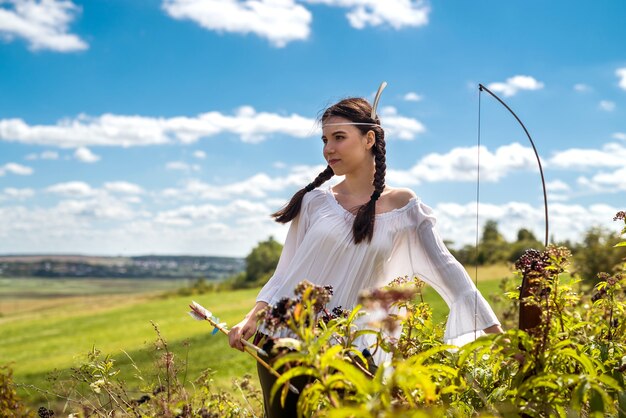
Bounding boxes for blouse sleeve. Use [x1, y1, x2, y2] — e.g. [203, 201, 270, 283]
[255, 200, 309, 304]
[383, 201, 500, 346]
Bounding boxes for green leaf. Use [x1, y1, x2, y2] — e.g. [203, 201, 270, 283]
[589, 384, 609, 417]
[326, 359, 371, 395]
[618, 390, 626, 418]
[614, 242, 626, 247]
[558, 348, 598, 376]
[596, 374, 622, 392]
[570, 380, 589, 412]
[270, 366, 317, 407]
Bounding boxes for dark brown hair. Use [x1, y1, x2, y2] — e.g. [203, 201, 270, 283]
[272, 97, 386, 244]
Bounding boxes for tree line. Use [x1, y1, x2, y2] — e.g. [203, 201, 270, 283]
[449, 220, 623, 283]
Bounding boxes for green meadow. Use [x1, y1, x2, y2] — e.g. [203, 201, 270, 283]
[0, 266, 512, 407]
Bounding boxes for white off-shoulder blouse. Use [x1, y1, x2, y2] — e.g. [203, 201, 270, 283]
[256, 187, 500, 355]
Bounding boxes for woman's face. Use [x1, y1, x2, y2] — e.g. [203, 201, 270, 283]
[321, 116, 375, 176]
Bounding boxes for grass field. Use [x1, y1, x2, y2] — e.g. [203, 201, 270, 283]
[0, 267, 514, 409]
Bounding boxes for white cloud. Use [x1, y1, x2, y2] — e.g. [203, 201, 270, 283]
[25, 150, 59, 160]
[578, 167, 626, 193]
[387, 142, 538, 185]
[166, 161, 201, 172]
[0, 108, 314, 147]
[546, 180, 570, 192]
[0, 196, 286, 256]
[599, 100, 615, 112]
[573, 83, 591, 92]
[1, 187, 34, 200]
[193, 150, 206, 159]
[304, 0, 430, 30]
[46, 181, 95, 197]
[161, 164, 326, 201]
[74, 146, 101, 163]
[487, 75, 544, 97]
[613, 132, 626, 141]
[616, 67, 626, 91]
[0, 0, 87, 52]
[155, 199, 269, 226]
[549, 142, 626, 169]
[403, 92, 422, 102]
[379, 106, 426, 140]
[0, 106, 424, 147]
[162, 0, 311, 48]
[433, 201, 620, 249]
[104, 181, 144, 195]
[54, 197, 137, 221]
[0, 162, 33, 176]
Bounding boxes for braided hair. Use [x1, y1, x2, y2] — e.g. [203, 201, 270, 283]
[272, 98, 386, 244]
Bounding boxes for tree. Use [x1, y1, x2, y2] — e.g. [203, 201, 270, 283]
[516, 228, 537, 242]
[482, 220, 505, 243]
[508, 228, 543, 263]
[573, 227, 622, 283]
[476, 220, 508, 264]
[244, 236, 283, 284]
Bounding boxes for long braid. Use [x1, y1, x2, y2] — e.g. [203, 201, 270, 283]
[353, 128, 386, 243]
[272, 166, 334, 223]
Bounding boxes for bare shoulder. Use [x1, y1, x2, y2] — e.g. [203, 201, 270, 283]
[384, 187, 417, 209]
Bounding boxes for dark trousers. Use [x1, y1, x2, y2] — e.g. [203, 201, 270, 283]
[254, 333, 311, 418]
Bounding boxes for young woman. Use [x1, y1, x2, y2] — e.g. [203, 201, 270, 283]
[228, 94, 503, 416]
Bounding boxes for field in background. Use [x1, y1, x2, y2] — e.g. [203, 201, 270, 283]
[0, 266, 514, 408]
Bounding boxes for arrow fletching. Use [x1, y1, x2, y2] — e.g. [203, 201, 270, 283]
[190, 301, 213, 319]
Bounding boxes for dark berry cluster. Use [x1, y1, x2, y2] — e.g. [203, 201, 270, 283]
[591, 273, 623, 301]
[591, 288, 606, 302]
[262, 297, 296, 334]
[38, 407, 54, 418]
[261, 281, 335, 334]
[319, 305, 351, 325]
[614, 211, 626, 221]
[515, 249, 549, 277]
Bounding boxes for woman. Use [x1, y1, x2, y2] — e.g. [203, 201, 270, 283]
[228, 92, 503, 416]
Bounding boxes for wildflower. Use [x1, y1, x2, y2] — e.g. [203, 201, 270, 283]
[261, 297, 296, 334]
[294, 280, 333, 312]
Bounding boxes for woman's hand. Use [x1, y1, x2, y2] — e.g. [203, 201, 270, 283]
[228, 302, 267, 351]
[484, 324, 504, 334]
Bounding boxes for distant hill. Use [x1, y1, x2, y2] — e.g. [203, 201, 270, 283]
[0, 254, 244, 279]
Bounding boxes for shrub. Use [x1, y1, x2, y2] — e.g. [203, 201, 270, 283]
[0, 365, 33, 417]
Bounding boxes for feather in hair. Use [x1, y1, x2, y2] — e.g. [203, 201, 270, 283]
[371, 81, 387, 120]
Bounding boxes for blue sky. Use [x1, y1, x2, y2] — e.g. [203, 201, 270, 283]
[0, 0, 625, 256]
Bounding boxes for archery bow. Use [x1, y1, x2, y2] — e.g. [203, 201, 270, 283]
[477, 83, 549, 247]
[476, 83, 550, 335]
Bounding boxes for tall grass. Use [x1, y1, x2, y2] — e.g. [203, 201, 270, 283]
[0, 267, 510, 407]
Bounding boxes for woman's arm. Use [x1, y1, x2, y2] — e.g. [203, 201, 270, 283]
[383, 197, 502, 344]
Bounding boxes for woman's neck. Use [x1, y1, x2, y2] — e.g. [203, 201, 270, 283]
[338, 166, 376, 197]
